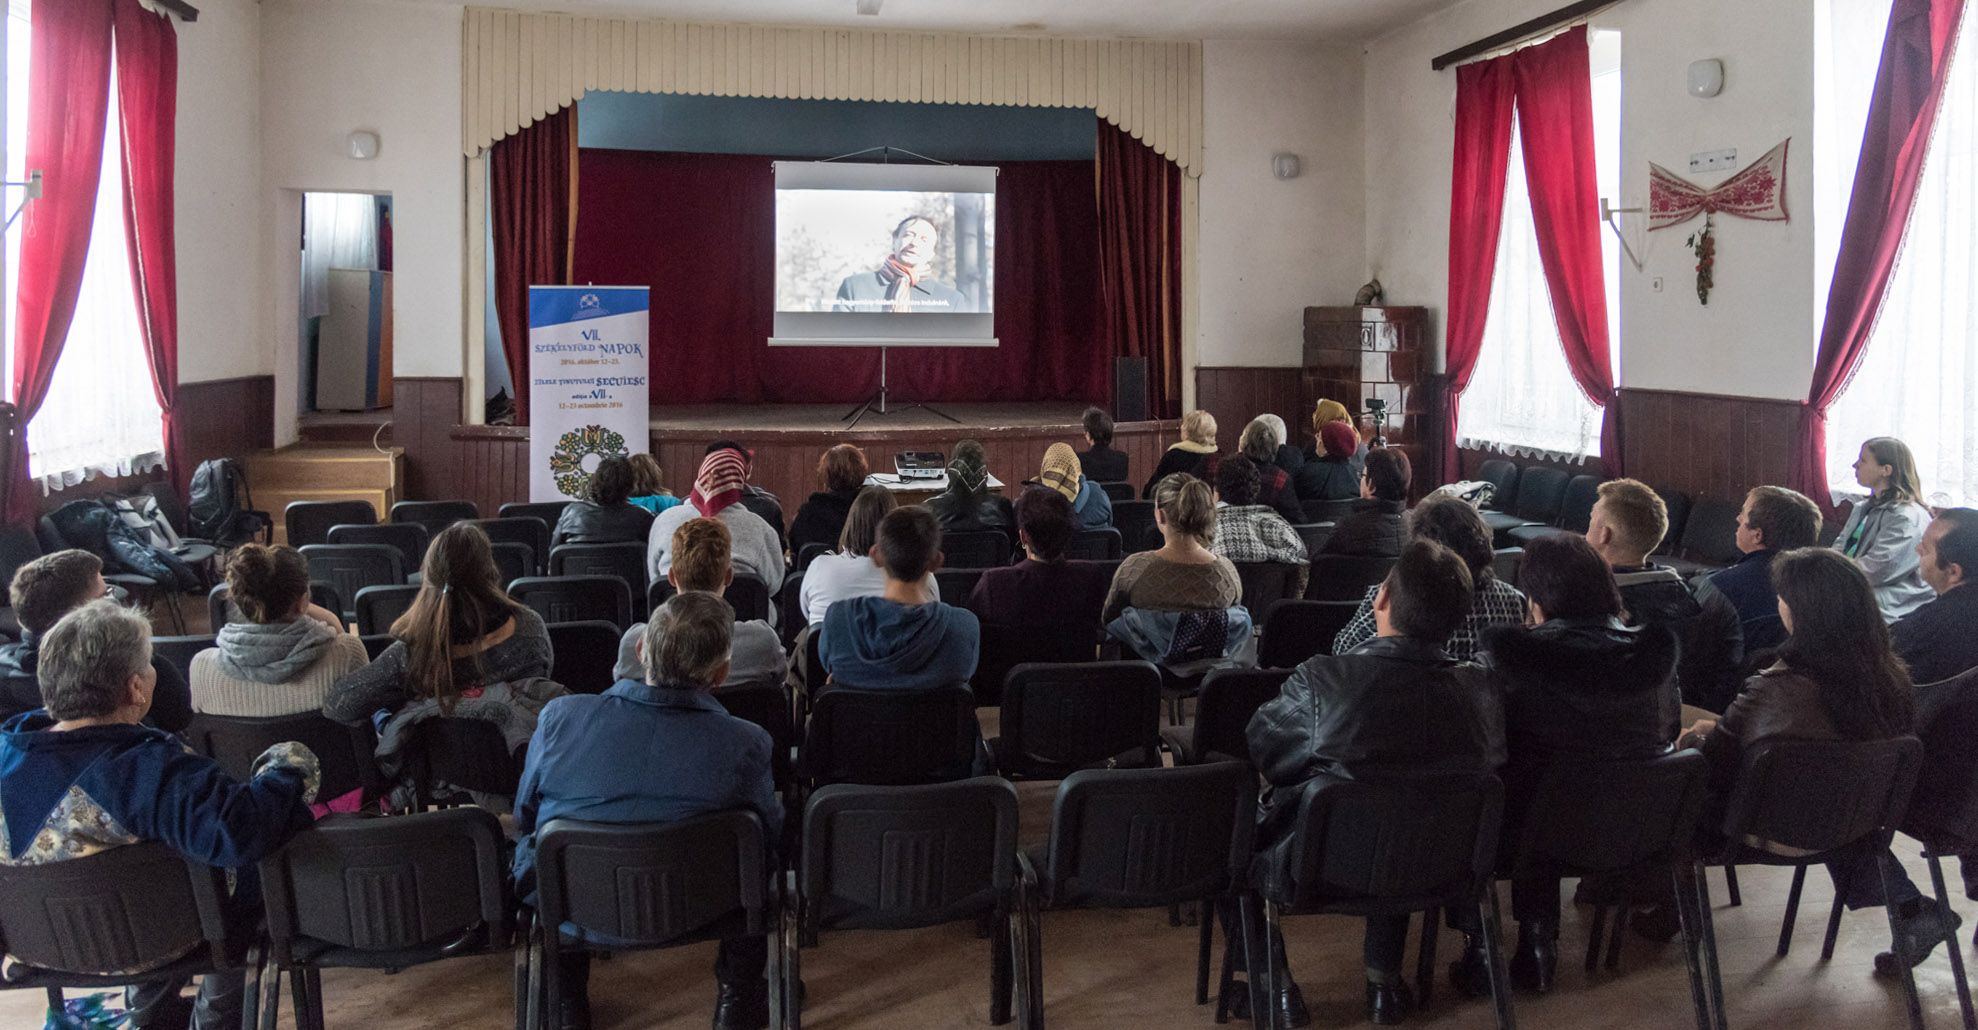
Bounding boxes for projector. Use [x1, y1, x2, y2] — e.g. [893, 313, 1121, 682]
[895, 451, 947, 481]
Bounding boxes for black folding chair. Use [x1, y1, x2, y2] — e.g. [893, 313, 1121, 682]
[1098, 481, 1136, 503]
[353, 584, 422, 637]
[1258, 599, 1362, 669]
[1299, 498, 1359, 523]
[550, 542, 648, 606]
[510, 575, 634, 630]
[795, 543, 830, 571]
[207, 581, 236, 632]
[403, 717, 531, 811]
[778, 569, 808, 646]
[1162, 667, 1291, 768]
[360, 634, 394, 660]
[144, 479, 266, 552]
[328, 522, 429, 574]
[800, 685, 981, 788]
[1305, 553, 1397, 602]
[390, 500, 480, 539]
[285, 499, 377, 548]
[936, 568, 986, 613]
[529, 812, 775, 1030]
[1066, 528, 1124, 560]
[491, 541, 532, 588]
[255, 808, 513, 1030]
[785, 778, 1026, 1029]
[0, 524, 44, 641]
[0, 843, 246, 1019]
[973, 621, 1099, 707]
[1474, 460, 1520, 512]
[467, 516, 550, 575]
[1234, 562, 1304, 623]
[309, 582, 345, 627]
[1112, 500, 1160, 554]
[498, 501, 569, 533]
[546, 620, 624, 695]
[1021, 762, 1257, 1019]
[150, 633, 213, 689]
[134, 481, 219, 571]
[1289, 522, 1334, 558]
[1248, 772, 1515, 1030]
[647, 574, 772, 623]
[184, 710, 381, 804]
[300, 543, 406, 622]
[989, 660, 1162, 779]
[945, 530, 1013, 569]
[1715, 738, 1928, 1030]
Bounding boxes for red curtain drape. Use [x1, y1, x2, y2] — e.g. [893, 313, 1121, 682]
[1442, 27, 1618, 482]
[6, 0, 115, 521]
[113, 0, 182, 496]
[1792, 0, 1969, 504]
[1097, 120, 1184, 420]
[1441, 56, 1516, 485]
[490, 106, 576, 426]
[571, 150, 1108, 406]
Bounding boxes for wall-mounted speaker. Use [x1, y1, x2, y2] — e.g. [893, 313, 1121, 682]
[1113, 357, 1149, 424]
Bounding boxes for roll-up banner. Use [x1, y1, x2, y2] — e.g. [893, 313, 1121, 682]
[527, 285, 650, 502]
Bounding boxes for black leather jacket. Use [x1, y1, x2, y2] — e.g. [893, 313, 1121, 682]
[551, 501, 654, 550]
[925, 491, 1016, 537]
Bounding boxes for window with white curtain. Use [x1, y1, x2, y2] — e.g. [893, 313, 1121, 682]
[1458, 29, 1622, 463]
[2, 0, 165, 493]
[1820, 1, 1978, 508]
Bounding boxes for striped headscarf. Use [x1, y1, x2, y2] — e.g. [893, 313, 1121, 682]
[1037, 443, 1084, 503]
[688, 450, 748, 517]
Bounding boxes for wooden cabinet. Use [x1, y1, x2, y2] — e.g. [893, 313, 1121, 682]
[245, 445, 404, 545]
[1301, 306, 1436, 495]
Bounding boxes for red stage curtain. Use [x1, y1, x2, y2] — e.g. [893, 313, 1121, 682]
[1441, 54, 1516, 485]
[571, 150, 1106, 407]
[1097, 122, 1183, 420]
[1513, 27, 1620, 474]
[1792, 0, 1969, 505]
[6, 0, 114, 521]
[113, 0, 182, 495]
[490, 106, 576, 426]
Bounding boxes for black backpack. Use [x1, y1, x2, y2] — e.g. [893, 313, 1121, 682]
[187, 458, 268, 547]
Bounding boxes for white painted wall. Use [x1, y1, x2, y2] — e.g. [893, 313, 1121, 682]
[174, 0, 265, 384]
[1198, 39, 1367, 367]
[258, 0, 464, 437]
[1362, 0, 1817, 399]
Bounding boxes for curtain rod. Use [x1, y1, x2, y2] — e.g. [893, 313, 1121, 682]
[1430, 0, 1617, 70]
[151, 0, 199, 22]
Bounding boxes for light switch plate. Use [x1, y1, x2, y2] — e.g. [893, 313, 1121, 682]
[1689, 148, 1738, 174]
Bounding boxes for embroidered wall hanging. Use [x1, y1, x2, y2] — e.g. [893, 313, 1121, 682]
[1647, 139, 1790, 304]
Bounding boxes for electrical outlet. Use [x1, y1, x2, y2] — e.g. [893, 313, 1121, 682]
[1689, 148, 1738, 174]
[1652, 276, 1665, 293]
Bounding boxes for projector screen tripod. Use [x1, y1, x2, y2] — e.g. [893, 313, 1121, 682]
[842, 346, 962, 429]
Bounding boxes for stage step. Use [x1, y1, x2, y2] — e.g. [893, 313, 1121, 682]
[244, 444, 404, 545]
[298, 408, 395, 445]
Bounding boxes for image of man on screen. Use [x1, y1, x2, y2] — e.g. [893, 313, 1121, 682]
[832, 216, 971, 314]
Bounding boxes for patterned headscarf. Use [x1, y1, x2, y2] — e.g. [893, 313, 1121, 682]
[1037, 443, 1084, 503]
[688, 450, 748, 517]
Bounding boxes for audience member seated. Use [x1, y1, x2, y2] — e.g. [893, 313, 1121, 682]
[705, 440, 787, 553]
[1210, 456, 1309, 595]
[1143, 410, 1218, 499]
[1892, 508, 1978, 684]
[925, 440, 1016, 536]
[651, 450, 787, 595]
[1587, 479, 1744, 713]
[1310, 397, 1366, 479]
[0, 601, 318, 1030]
[1247, 540, 1497, 1026]
[325, 523, 554, 728]
[1033, 442, 1113, 530]
[1295, 420, 1362, 503]
[967, 486, 1112, 629]
[799, 487, 940, 626]
[1255, 413, 1305, 477]
[551, 456, 657, 549]
[788, 443, 870, 560]
[191, 544, 367, 717]
[0, 550, 190, 732]
[626, 453, 683, 515]
[515, 592, 781, 1030]
[1836, 437, 1934, 622]
[613, 519, 788, 690]
[1694, 485, 1822, 654]
[1331, 494, 1527, 660]
[1238, 417, 1307, 525]
[1318, 448, 1411, 558]
[818, 506, 979, 691]
[1103, 474, 1241, 625]
[1680, 548, 1955, 976]
[1078, 406, 1129, 484]
[1447, 533, 1678, 998]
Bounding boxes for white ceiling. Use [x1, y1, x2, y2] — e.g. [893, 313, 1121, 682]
[395, 0, 1470, 43]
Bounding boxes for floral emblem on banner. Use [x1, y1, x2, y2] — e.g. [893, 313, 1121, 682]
[548, 425, 629, 498]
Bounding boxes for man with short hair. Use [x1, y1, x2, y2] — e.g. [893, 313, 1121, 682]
[1077, 407, 1129, 484]
[818, 506, 980, 691]
[1695, 485, 1823, 653]
[1246, 541, 1500, 1026]
[1892, 508, 1978, 685]
[0, 601, 318, 1029]
[704, 439, 787, 553]
[613, 518, 789, 689]
[0, 549, 191, 730]
[515, 592, 782, 1030]
[1586, 479, 1744, 713]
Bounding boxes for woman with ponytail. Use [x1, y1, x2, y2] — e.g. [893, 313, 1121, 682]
[325, 523, 552, 726]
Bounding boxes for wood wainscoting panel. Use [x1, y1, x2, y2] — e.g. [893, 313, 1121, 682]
[1195, 367, 1304, 453]
[1618, 388, 1801, 505]
[177, 375, 275, 471]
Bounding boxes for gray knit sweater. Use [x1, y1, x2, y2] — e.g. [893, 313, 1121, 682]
[323, 608, 553, 726]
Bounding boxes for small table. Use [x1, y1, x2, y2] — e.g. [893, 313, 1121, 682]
[865, 472, 1006, 503]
